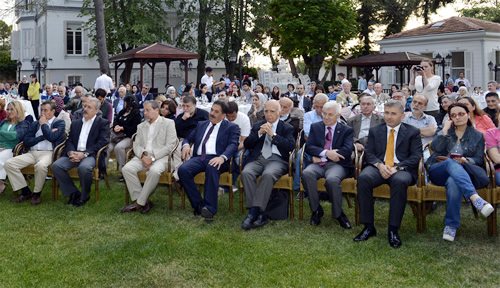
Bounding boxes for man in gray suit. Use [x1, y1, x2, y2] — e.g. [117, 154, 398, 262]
[346, 93, 384, 152]
[121, 100, 177, 214]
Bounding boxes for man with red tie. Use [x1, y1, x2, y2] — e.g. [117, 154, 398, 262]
[301, 101, 354, 228]
[354, 100, 422, 248]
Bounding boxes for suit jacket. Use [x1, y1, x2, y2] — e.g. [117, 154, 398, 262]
[292, 95, 312, 112]
[136, 93, 154, 109]
[133, 116, 177, 163]
[365, 123, 422, 183]
[23, 118, 66, 150]
[346, 113, 385, 146]
[64, 116, 110, 157]
[281, 113, 300, 141]
[244, 120, 296, 163]
[175, 108, 210, 139]
[183, 119, 240, 160]
[305, 122, 354, 170]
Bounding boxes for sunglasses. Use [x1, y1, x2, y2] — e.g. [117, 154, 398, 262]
[450, 112, 467, 119]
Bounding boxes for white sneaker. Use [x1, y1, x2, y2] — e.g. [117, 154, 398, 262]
[480, 203, 494, 217]
[218, 187, 225, 196]
[232, 185, 238, 193]
[443, 226, 456, 242]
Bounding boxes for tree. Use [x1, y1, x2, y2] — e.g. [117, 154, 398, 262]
[459, 1, 500, 23]
[0, 20, 12, 50]
[269, 0, 358, 82]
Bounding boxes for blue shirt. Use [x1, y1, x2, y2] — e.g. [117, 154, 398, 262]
[358, 78, 367, 91]
[116, 98, 124, 115]
[304, 110, 323, 137]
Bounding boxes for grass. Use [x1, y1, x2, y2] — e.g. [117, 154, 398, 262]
[0, 167, 498, 287]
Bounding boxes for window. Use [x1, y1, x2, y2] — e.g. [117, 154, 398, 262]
[496, 51, 500, 82]
[67, 75, 82, 86]
[451, 52, 465, 80]
[66, 24, 83, 55]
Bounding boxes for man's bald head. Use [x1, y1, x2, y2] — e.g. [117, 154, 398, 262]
[279, 97, 294, 116]
[265, 99, 281, 123]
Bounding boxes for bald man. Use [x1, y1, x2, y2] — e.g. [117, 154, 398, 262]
[279, 97, 302, 140]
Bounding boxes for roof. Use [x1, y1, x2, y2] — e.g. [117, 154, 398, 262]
[339, 52, 434, 67]
[109, 43, 198, 62]
[384, 16, 500, 39]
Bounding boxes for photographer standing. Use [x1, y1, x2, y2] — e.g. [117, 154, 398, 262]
[409, 59, 441, 117]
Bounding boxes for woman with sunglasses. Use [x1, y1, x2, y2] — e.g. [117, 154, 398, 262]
[457, 96, 495, 135]
[426, 103, 494, 242]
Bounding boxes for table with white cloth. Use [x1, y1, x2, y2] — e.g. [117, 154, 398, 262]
[5, 97, 36, 120]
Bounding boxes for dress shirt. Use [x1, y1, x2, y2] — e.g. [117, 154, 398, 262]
[32, 117, 56, 151]
[358, 78, 367, 91]
[201, 74, 214, 91]
[358, 114, 372, 140]
[94, 74, 114, 93]
[454, 78, 471, 89]
[197, 121, 222, 156]
[77, 115, 96, 151]
[362, 88, 375, 96]
[383, 124, 401, 164]
[279, 114, 289, 121]
[297, 94, 305, 112]
[304, 110, 323, 137]
[319, 123, 338, 162]
[116, 98, 124, 114]
[145, 118, 158, 154]
[258, 119, 281, 156]
[402, 112, 436, 145]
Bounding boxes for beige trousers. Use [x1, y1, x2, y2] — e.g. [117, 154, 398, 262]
[5, 150, 52, 193]
[122, 157, 167, 206]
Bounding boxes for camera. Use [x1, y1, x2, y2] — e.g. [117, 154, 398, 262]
[413, 65, 423, 71]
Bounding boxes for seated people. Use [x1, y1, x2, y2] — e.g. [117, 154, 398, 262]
[354, 100, 422, 248]
[113, 86, 127, 117]
[160, 100, 176, 120]
[65, 86, 84, 114]
[50, 96, 71, 133]
[427, 103, 494, 242]
[486, 114, 500, 186]
[225, 101, 251, 189]
[95, 88, 114, 121]
[0, 101, 30, 194]
[301, 101, 353, 228]
[248, 93, 267, 126]
[402, 94, 437, 159]
[72, 94, 103, 121]
[483, 92, 499, 126]
[279, 97, 302, 140]
[6, 101, 65, 205]
[178, 100, 240, 222]
[105, 95, 141, 181]
[346, 93, 384, 152]
[240, 100, 295, 230]
[457, 96, 495, 135]
[51, 97, 110, 207]
[136, 83, 154, 117]
[292, 84, 312, 112]
[121, 101, 177, 213]
[336, 81, 358, 106]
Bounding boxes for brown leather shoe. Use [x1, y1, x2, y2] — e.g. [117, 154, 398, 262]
[31, 197, 41, 206]
[120, 203, 140, 213]
[11, 194, 33, 203]
[141, 200, 154, 214]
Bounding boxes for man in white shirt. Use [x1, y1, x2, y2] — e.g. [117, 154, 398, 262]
[226, 101, 251, 189]
[454, 72, 471, 90]
[374, 83, 390, 103]
[363, 81, 376, 96]
[6, 101, 66, 205]
[94, 68, 115, 94]
[52, 97, 111, 207]
[201, 66, 215, 102]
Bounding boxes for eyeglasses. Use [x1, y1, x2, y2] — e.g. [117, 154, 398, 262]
[450, 112, 467, 119]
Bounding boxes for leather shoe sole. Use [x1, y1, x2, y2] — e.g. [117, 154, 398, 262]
[201, 207, 214, 222]
[353, 228, 377, 242]
[11, 194, 33, 203]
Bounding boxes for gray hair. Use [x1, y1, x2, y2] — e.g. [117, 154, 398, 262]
[413, 93, 428, 105]
[313, 93, 329, 103]
[441, 95, 454, 102]
[87, 96, 101, 110]
[385, 100, 404, 113]
[323, 101, 341, 115]
[75, 86, 83, 92]
[143, 83, 151, 88]
[118, 86, 126, 93]
[488, 80, 498, 86]
[342, 81, 352, 88]
[143, 100, 159, 110]
[359, 94, 376, 105]
[58, 86, 66, 93]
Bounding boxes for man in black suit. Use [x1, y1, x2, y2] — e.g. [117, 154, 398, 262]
[346, 93, 385, 152]
[301, 101, 353, 228]
[354, 100, 422, 248]
[240, 100, 296, 230]
[52, 97, 111, 207]
[178, 100, 240, 222]
[292, 84, 312, 112]
[136, 83, 154, 117]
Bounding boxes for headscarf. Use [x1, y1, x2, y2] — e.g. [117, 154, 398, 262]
[52, 96, 64, 114]
[255, 93, 267, 112]
[179, 84, 186, 95]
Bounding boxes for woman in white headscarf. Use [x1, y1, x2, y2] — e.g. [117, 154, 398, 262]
[248, 92, 267, 126]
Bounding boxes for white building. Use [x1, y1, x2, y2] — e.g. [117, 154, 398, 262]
[377, 16, 500, 90]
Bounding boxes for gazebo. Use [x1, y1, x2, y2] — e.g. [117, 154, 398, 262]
[339, 52, 435, 87]
[109, 43, 199, 90]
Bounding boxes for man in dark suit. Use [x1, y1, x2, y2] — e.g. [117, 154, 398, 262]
[346, 93, 385, 152]
[292, 84, 312, 112]
[52, 97, 111, 207]
[112, 86, 127, 117]
[178, 100, 240, 222]
[136, 83, 154, 117]
[240, 100, 296, 230]
[301, 101, 354, 228]
[354, 100, 422, 248]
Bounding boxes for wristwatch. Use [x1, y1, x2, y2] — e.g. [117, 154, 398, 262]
[395, 166, 404, 171]
[151, 156, 156, 162]
[84, 152, 89, 158]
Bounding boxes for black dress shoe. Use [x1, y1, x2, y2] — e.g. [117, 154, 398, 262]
[241, 214, 256, 231]
[353, 227, 377, 242]
[388, 231, 402, 248]
[200, 207, 214, 223]
[252, 214, 269, 229]
[193, 203, 202, 216]
[65, 192, 81, 205]
[310, 205, 324, 226]
[72, 199, 87, 207]
[337, 213, 352, 229]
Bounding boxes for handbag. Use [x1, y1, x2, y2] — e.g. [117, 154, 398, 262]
[264, 189, 289, 220]
[110, 130, 127, 145]
[463, 162, 490, 189]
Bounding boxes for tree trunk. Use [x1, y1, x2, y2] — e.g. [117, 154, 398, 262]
[288, 58, 298, 78]
[303, 54, 324, 82]
[196, 0, 210, 86]
[93, 0, 110, 75]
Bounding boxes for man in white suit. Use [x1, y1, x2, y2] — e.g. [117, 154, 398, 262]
[121, 100, 177, 214]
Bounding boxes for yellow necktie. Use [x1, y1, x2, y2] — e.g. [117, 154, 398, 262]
[385, 129, 395, 167]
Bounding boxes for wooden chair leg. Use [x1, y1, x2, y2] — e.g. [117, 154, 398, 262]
[289, 189, 294, 219]
[422, 201, 427, 231]
[229, 185, 233, 212]
[299, 189, 303, 220]
[355, 195, 360, 225]
[345, 194, 352, 208]
[104, 174, 111, 190]
[417, 202, 421, 234]
[95, 179, 99, 202]
[51, 178, 56, 200]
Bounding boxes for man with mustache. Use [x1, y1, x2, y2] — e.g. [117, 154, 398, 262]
[178, 100, 240, 222]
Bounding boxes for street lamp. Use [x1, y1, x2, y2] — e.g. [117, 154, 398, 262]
[230, 51, 251, 80]
[179, 62, 184, 71]
[188, 62, 193, 71]
[17, 61, 22, 81]
[435, 53, 452, 78]
[30, 57, 47, 84]
[488, 61, 499, 82]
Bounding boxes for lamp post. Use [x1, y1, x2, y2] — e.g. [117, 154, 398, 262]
[230, 51, 251, 81]
[435, 53, 452, 79]
[30, 57, 47, 84]
[17, 61, 22, 81]
[488, 61, 499, 82]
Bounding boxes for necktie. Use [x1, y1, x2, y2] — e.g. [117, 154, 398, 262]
[319, 127, 332, 166]
[262, 133, 273, 159]
[385, 129, 395, 167]
[200, 124, 215, 161]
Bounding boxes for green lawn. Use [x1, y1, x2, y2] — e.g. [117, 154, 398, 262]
[0, 169, 498, 287]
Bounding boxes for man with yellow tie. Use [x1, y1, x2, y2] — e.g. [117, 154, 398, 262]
[354, 100, 422, 248]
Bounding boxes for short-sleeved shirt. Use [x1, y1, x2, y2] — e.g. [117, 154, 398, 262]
[485, 128, 500, 172]
[228, 112, 251, 137]
[402, 113, 437, 146]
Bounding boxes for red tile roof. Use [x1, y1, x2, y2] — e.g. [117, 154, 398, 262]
[384, 16, 500, 39]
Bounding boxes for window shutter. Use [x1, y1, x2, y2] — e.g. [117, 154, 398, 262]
[83, 28, 89, 56]
[465, 51, 472, 86]
[63, 21, 68, 56]
[11, 31, 19, 60]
